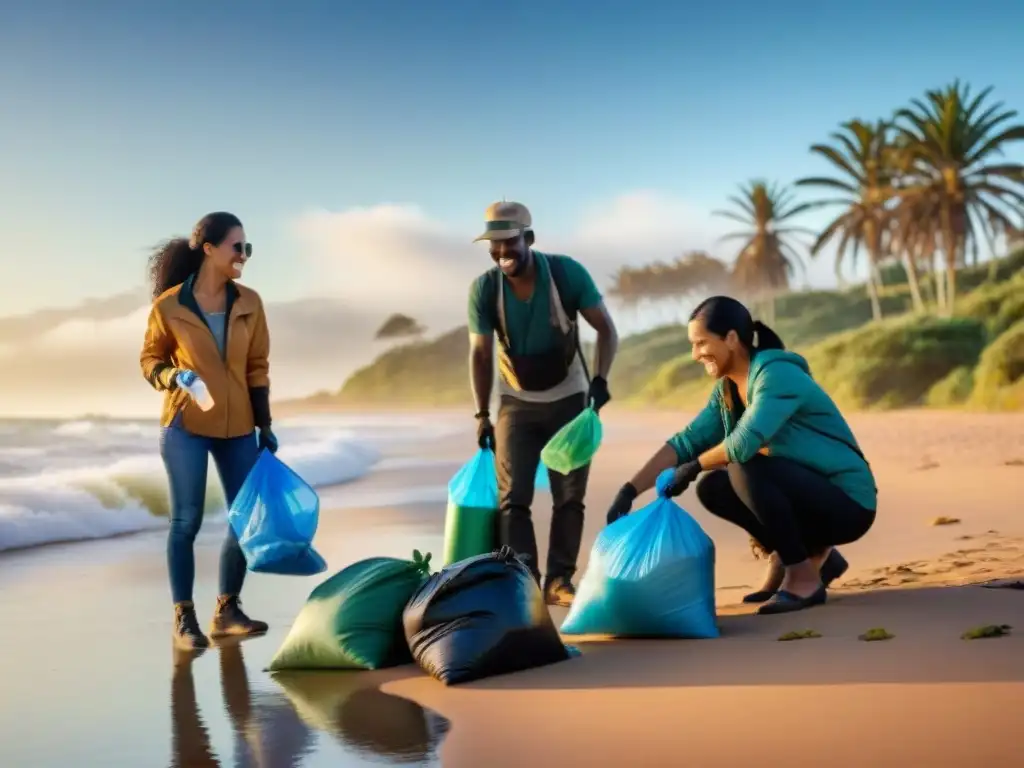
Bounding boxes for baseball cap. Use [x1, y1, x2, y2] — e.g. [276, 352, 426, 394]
[472, 201, 532, 242]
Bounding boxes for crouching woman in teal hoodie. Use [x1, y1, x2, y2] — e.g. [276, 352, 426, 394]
[606, 296, 877, 615]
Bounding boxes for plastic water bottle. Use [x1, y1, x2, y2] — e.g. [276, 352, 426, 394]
[177, 369, 215, 412]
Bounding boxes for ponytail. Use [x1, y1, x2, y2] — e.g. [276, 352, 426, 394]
[752, 320, 785, 351]
[147, 237, 203, 298]
[146, 211, 244, 299]
[689, 295, 788, 352]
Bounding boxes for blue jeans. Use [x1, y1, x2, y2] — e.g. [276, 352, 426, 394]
[160, 416, 260, 604]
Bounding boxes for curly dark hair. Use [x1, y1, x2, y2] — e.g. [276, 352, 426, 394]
[147, 211, 243, 298]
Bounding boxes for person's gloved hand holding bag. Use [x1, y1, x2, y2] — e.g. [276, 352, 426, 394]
[475, 410, 495, 450]
[249, 386, 278, 454]
[588, 375, 611, 411]
[659, 460, 701, 498]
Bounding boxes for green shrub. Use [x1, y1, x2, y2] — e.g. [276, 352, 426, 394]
[925, 366, 974, 407]
[633, 355, 705, 402]
[608, 324, 689, 398]
[323, 247, 1024, 412]
[339, 326, 470, 405]
[969, 320, 1024, 409]
[956, 271, 1024, 338]
[803, 316, 988, 409]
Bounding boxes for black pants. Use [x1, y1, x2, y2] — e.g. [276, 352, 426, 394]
[495, 392, 590, 583]
[695, 455, 876, 566]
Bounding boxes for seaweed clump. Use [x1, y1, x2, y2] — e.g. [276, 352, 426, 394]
[777, 629, 822, 642]
[961, 624, 1012, 640]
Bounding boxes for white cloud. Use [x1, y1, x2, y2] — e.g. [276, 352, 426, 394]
[28, 306, 153, 354]
[0, 190, 809, 417]
[0, 298, 378, 417]
[292, 191, 736, 331]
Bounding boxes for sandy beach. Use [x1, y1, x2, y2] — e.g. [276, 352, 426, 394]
[1, 408, 1022, 767]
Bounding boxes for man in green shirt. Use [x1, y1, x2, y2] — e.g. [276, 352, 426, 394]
[467, 201, 619, 606]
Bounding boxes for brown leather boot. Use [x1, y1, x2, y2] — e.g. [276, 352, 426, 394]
[209, 595, 269, 639]
[173, 601, 211, 650]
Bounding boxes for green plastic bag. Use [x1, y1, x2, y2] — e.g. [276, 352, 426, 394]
[541, 406, 603, 475]
[268, 550, 432, 671]
[442, 448, 499, 566]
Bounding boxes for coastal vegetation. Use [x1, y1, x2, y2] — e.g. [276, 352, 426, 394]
[309, 81, 1024, 413]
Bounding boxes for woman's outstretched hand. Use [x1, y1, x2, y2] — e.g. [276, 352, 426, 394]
[606, 482, 639, 525]
[660, 460, 702, 498]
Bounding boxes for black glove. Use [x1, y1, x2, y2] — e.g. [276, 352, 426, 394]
[250, 387, 277, 453]
[475, 411, 495, 450]
[258, 427, 279, 454]
[662, 460, 702, 498]
[588, 375, 611, 411]
[606, 482, 638, 525]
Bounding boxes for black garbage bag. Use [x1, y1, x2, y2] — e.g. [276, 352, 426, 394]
[402, 546, 573, 685]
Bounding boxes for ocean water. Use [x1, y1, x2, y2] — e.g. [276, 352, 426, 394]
[0, 414, 461, 554]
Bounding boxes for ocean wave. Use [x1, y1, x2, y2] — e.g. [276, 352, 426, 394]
[0, 428, 381, 553]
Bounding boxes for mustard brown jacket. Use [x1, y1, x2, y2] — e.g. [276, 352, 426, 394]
[140, 273, 272, 439]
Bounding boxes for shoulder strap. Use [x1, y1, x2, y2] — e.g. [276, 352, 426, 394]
[543, 253, 591, 386]
[545, 254, 578, 320]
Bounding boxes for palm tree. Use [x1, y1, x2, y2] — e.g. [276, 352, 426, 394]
[713, 181, 813, 323]
[885, 203, 929, 313]
[894, 81, 1024, 315]
[795, 119, 897, 321]
[607, 252, 734, 326]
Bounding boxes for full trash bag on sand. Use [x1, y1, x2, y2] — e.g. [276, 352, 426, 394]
[403, 546, 575, 685]
[442, 449, 500, 566]
[268, 551, 433, 671]
[540, 406, 603, 475]
[227, 449, 327, 576]
[442, 449, 555, 566]
[560, 468, 719, 639]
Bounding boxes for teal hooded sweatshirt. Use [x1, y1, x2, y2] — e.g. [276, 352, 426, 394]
[667, 349, 877, 510]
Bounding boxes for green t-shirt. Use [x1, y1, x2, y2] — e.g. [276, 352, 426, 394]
[467, 252, 602, 352]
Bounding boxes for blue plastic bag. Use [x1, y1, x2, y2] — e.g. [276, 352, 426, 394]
[534, 462, 551, 492]
[442, 448, 500, 565]
[227, 449, 328, 576]
[560, 467, 718, 638]
[442, 450, 551, 565]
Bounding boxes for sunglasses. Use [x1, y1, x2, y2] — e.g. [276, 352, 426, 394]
[231, 242, 253, 258]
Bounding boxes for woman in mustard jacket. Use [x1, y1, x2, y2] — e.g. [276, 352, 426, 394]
[141, 211, 278, 650]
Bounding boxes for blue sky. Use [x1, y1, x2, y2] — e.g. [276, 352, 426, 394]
[1, 0, 1023, 316]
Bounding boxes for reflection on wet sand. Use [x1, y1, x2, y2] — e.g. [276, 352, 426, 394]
[272, 670, 450, 765]
[170, 641, 314, 767]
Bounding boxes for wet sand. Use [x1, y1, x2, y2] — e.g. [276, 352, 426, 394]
[1, 409, 1022, 766]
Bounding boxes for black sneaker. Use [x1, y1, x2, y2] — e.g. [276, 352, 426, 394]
[209, 595, 269, 639]
[544, 577, 576, 607]
[173, 601, 211, 650]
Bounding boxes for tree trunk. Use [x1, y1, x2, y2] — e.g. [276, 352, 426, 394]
[903, 251, 925, 313]
[939, 210, 957, 317]
[987, 251, 1000, 283]
[866, 270, 882, 321]
[863, 224, 884, 321]
[932, 251, 947, 314]
[945, 256, 957, 317]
